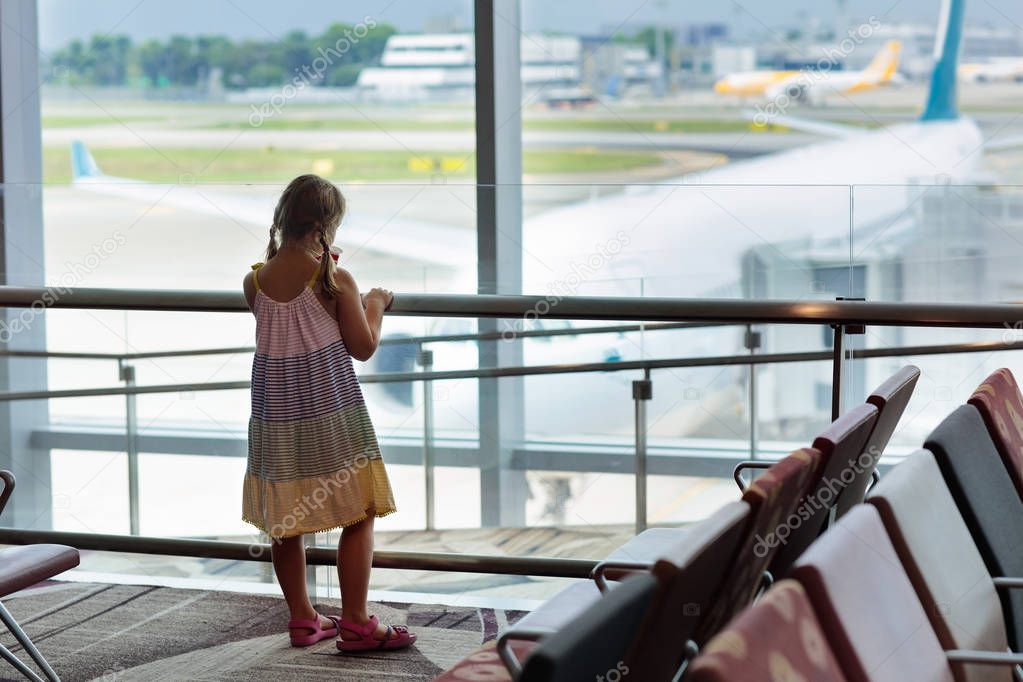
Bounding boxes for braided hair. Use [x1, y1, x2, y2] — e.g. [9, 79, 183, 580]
[265, 174, 346, 298]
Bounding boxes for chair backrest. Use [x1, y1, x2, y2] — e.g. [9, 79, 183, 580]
[832, 366, 920, 518]
[867, 449, 1011, 682]
[968, 368, 1023, 499]
[694, 447, 821, 644]
[687, 580, 849, 682]
[624, 501, 751, 680]
[0, 470, 13, 518]
[792, 504, 954, 682]
[519, 572, 659, 682]
[924, 403, 1023, 651]
[769, 404, 878, 577]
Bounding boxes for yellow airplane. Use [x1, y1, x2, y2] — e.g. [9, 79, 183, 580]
[714, 40, 902, 102]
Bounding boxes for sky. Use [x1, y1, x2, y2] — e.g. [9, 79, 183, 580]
[37, 0, 1023, 50]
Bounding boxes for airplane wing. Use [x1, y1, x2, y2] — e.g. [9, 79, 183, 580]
[70, 141, 473, 268]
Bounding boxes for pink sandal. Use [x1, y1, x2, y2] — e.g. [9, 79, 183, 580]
[336, 615, 416, 652]
[289, 614, 340, 647]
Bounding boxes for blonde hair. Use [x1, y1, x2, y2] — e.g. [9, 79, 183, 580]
[266, 174, 346, 298]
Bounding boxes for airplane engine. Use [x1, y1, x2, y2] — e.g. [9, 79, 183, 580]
[368, 333, 418, 406]
[766, 81, 809, 104]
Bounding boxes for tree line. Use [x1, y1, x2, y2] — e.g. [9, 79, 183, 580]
[49, 22, 398, 89]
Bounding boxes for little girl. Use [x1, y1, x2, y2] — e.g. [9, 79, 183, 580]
[242, 174, 415, 652]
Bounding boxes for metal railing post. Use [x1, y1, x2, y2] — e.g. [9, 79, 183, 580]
[633, 370, 652, 534]
[745, 325, 761, 460]
[418, 348, 436, 531]
[118, 360, 140, 536]
[832, 297, 865, 420]
[303, 534, 318, 603]
[830, 325, 844, 422]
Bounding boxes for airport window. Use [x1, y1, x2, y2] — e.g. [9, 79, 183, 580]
[36, 0, 478, 537]
[3, 0, 1023, 627]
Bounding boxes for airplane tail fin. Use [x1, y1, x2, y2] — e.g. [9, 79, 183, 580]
[863, 40, 902, 83]
[921, 0, 965, 121]
[71, 141, 103, 181]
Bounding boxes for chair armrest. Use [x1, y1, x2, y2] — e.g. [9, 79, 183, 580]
[590, 560, 652, 593]
[0, 471, 14, 517]
[946, 649, 1023, 666]
[754, 570, 774, 600]
[497, 627, 553, 680]
[993, 577, 1023, 589]
[733, 461, 771, 492]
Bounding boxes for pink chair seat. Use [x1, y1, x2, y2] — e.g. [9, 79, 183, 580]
[0, 545, 80, 599]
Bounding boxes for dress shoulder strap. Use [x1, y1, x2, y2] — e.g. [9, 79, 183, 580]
[251, 262, 264, 292]
[306, 263, 320, 289]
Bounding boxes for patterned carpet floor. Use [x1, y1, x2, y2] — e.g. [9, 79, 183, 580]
[0, 581, 525, 681]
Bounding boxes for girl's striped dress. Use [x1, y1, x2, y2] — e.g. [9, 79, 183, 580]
[243, 263, 396, 539]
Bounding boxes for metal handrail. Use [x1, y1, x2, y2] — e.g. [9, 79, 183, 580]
[0, 321, 721, 363]
[0, 338, 1019, 402]
[4, 285, 1023, 577]
[1, 285, 1023, 326]
[0, 527, 596, 579]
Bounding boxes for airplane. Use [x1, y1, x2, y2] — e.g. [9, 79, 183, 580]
[68, 0, 1006, 445]
[959, 58, 1023, 83]
[714, 40, 902, 103]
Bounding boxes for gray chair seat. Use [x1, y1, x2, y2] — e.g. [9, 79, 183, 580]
[604, 527, 688, 565]
[509, 581, 603, 633]
[507, 528, 688, 635]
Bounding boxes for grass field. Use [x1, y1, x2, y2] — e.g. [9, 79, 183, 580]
[42, 115, 164, 127]
[43, 146, 664, 184]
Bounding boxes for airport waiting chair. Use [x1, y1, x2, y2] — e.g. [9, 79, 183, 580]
[925, 404, 1023, 651]
[969, 368, 1023, 499]
[691, 447, 821, 645]
[686, 580, 849, 682]
[494, 448, 817, 679]
[831, 365, 920, 519]
[793, 505, 1023, 682]
[766, 403, 878, 578]
[506, 572, 660, 682]
[615, 501, 750, 680]
[498, 501, 751, 680]
[0, 471, 80, 682]
[734, 366, 918, 524]
[867, 449, 1015, 682]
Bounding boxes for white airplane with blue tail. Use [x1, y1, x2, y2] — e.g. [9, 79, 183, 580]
[68, 0, 1012, 440]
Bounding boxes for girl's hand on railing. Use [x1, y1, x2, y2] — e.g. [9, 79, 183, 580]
[363, 288, 394, 311]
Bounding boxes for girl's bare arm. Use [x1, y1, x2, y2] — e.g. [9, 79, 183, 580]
[334, 268, 391, 361]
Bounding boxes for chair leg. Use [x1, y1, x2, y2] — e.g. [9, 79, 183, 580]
[0, 601, 60, 682]
[0, 642, 46, 682]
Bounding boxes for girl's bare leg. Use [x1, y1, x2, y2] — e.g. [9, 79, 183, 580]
[337, 512, 397, 640]
[272, 535, 333, 632]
